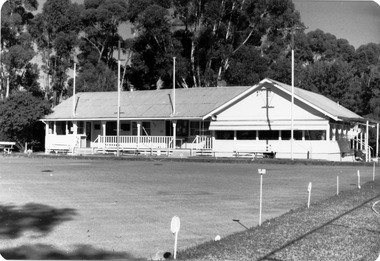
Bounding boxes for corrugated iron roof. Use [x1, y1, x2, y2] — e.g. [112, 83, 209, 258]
[44, 87, 251, 120]
[43, 78, 364, 123]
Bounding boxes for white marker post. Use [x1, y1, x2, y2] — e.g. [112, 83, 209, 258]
[170, 216, 180, 259]
[373, 162, 376, 181]
[337, 176, 339, 196]
[357, 170, 361, 189]
[307, 182, 312, 208]
[258, 169, 266, 226]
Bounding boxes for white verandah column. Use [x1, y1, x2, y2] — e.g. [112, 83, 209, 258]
[137, 122, 141, 149]
[172, 120, 177, 149]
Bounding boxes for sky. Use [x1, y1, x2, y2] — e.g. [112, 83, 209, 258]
[293, 0, 380, 48]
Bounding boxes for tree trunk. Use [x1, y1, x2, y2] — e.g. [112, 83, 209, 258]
[191, 40, 198, 87]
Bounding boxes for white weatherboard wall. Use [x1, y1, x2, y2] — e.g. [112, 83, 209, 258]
[210, 84, 350, 161]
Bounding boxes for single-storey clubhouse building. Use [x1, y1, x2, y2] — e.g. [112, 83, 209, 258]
[41, 78, 375, 161]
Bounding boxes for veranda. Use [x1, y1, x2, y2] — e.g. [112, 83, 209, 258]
[44, 119, 213, 155]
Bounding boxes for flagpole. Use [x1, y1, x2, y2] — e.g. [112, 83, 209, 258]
[117, 41, 121, 157]
[72, 62, 76, 116]
[173, 57, 176, 115]
[291, 34, 294, 160]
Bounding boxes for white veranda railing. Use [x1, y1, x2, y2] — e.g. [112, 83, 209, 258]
[92, 135, 175, 150]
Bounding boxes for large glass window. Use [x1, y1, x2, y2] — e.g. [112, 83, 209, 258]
[305, 130, 326, 140]
[259, 130, 279, 140]
[237, 131, 256, 140]
[215, 131, 234, 140]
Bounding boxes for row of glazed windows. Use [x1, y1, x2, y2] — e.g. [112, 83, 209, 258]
[50, 120, 211, 137]
[215, 130, 326, 140]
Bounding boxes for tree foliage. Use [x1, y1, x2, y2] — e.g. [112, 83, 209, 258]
[0, 0, 39, 99]
[0, 92, 51, 150]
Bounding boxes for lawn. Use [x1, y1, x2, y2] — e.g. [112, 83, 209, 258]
[0, 156, 376, 260]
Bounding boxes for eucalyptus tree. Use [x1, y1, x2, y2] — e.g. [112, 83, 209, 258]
[126, 3, 177, 90]
[0, 0, 39, 99]
[126, 0, 304, 89]
[354, 43, 380, 117]
[29, 0, 82, 104]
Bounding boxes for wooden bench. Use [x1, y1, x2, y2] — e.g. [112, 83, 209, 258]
[47, 144, 71, 154]
[233, 145, 276, 159]
[0, 141, 16, 154]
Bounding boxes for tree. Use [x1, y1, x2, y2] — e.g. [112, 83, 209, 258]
[0, 0, 39, 99]
[29, 0, 81, 104]
[127, 4, 175, 90]
[306, 29, 355, 62]
[79, 0, 129, 66]
[73, 62, 118, 93]
[0, 92, 51, 151]
[224, 45, 268, 85]
[126, 0, 304, 89]
[354, 43, 380, 117]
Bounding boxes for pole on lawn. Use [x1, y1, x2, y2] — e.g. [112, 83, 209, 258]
[307, 182, 312, 208]
[337, 176, 339, 196]
[258, 169, 266, 226]
[357, 170, 361, 189]
[373, 162, 376, 181]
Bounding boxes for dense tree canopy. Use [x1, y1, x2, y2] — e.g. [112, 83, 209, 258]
[0, 92, 51, 150]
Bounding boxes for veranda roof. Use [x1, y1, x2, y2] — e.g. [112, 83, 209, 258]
[43, 86, 251, 121]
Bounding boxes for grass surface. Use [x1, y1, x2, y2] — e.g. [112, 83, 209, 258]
[0, 155, 378, 260]
[179, 180, 380, 261]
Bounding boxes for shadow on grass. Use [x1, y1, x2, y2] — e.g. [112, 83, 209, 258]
[0, 203, 77, 239]
[0, 244, 146, 260]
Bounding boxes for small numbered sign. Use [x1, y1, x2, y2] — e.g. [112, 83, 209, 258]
[258, 169, 266, 175]
[170, 216, 180, 234]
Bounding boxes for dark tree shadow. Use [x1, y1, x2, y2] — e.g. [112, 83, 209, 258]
[0, 244, 146, 260]
[0, 203, 77, 239]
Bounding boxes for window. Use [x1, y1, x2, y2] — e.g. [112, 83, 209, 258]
[175, 120, 188, 136]
[132, 122, 151, 135]
[282, 130, 291, 140]
[142, 122, 151, 135]
[67, 121, 73, 134]
[56, 121, 66, 135]
[259, 130, 279, 140]
[294, 130, 303, 140]
[106, 121, 117, 135]
[190, 121, 200, 136]
[48, 122, 54, 134]
[237, 131, 256, 140]
[121, 123, 130, 131]
[305, 130, 326, 140]
[77, 121, 85, 134]
[215, 131, 234, 140]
